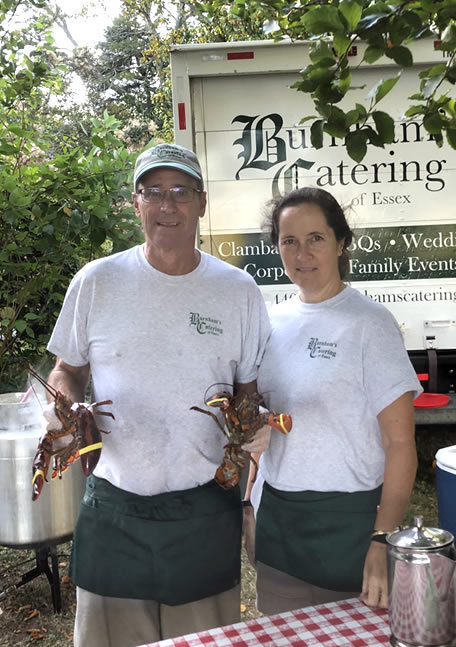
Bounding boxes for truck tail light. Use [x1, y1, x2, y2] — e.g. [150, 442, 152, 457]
[178, 102, 186, 130]
[227, 52, 254, 60]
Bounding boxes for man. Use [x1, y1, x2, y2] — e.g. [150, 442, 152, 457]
[44, 144, 270, 647]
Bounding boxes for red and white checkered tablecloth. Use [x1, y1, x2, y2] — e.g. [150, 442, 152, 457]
[140, 597, 391, 647]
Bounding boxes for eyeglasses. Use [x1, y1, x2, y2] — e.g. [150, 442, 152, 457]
[137, 187, 202, 204]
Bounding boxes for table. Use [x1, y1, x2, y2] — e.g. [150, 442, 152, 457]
[140, 597, 391, 646]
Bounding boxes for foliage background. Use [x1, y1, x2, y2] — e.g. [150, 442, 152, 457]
[0, 0, 141, 391]
[1, 0, 455, 391]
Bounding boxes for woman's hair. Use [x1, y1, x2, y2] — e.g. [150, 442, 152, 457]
[263, 187, 354, 279]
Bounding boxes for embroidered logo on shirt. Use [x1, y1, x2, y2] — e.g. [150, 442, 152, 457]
[307, 337, 337, 359]
[189, 312, 223, 336]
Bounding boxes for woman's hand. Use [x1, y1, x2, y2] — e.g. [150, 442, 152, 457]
[360, 542, 388, 608]
[241, 424, 271, 453]
[242, 505, 256, 567]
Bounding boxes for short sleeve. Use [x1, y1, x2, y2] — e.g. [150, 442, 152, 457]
[47, 269, 91, 366]
[361, 307, 422, 416]
[234, 283, 271, 385]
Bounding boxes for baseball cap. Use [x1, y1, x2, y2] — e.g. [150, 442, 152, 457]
[133, 144, 204, 190]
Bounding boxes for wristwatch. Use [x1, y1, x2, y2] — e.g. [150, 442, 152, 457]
[241, 499, 253, 508]
[370, 530, 389, 544]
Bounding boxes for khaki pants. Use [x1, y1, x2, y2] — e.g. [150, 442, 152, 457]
[256, 561, 360, 615]
[74, 585, 241, 647]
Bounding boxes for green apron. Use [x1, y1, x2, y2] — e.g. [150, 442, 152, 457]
[255, 482, 382, 592]
[71, 475, 242, 606]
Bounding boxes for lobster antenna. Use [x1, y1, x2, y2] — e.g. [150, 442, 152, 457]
[28, 365, 58, 401]
[203, 382, 233, 402]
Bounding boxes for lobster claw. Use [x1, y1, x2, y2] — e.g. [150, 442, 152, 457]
[75, 404, 104, 476]
[78, 443, 103, 476]
[32, 440, 52, 501]
[267, 412, 292, 435]
[32, 467, 48, 501]
[205, 391, 231, 410]
[215, 448, 245, 489]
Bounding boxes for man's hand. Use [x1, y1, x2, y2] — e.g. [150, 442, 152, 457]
[41, 401, 87, 450]
[42, 401, 63, 431]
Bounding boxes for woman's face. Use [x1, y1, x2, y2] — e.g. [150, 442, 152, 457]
[277, 202, 344, 301]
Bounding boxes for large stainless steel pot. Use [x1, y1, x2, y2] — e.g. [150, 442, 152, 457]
[387, 515, 456, 647]
[0, 392, 85, 548]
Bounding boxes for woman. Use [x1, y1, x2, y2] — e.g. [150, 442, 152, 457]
[243, 187, 421, 614]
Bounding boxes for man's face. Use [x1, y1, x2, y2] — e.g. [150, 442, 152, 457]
[132, 168, 206, 253]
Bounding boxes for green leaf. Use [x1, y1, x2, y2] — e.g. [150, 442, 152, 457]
[333, 33, 351, 57]
[357, 12, 389, 33]
[323, 120, 347, 139]
[25, 326, 35, 338]
[368, 74, 401, 104]
[389, 16, 413, 46]
[311, 119, 324, 149]
[345, 130, 368, 163]
[339, 67, 352, 93]
[422, 76, 445, 100]
[302, 6, 344, 35]
[315, 82, 345, 104]
[8, 124, 26, 136]
[447, 64, 456, 84]
[308, 57, 336, 70]
[90, 228, 107, 247]
[444, 97, 456, 117]
[9, 190, 32, 206]
[292, 78, 317, 92]
[91, 135, 105, 148]
[419, 64, 448, 79]
[423, 112, 443, 135]
[14, 320, 27, 333]
[338, 0, 362, 32]
[447, 129, 456, 149]
[363, 46, 384, 64]
[309, 40, 335, 64]
[355, 103, 367, 119]
[346, 109, 361, 127]
[385, 46, 413, 67]
[364, 125, 384, 148]
[0, 142, 19, 155]
[441, 23, 456, 51]
[372, 111, 395, 143]
[430, 132, 444, 147]
[3, 176, 16, 192]
[404, 105, 426, 117]
[299, 115, 318, 124]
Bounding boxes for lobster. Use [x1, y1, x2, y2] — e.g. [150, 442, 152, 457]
[28, 367, 114, 501]
[191, 387, 292, 489]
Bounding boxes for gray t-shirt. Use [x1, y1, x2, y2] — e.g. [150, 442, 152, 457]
[47, 245, 270, 495]
[256, 286, 421, 494]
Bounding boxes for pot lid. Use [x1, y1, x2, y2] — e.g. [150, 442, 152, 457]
[387, 515, 454, 549]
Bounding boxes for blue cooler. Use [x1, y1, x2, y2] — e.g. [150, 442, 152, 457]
[435, 445, 456, 538]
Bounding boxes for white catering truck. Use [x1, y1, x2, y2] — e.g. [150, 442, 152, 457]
[170, 38, 456, 422]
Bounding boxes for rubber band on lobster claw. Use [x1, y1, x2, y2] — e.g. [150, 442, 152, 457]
[191, 386, 292, 490]
[27, 366, 114, 501]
